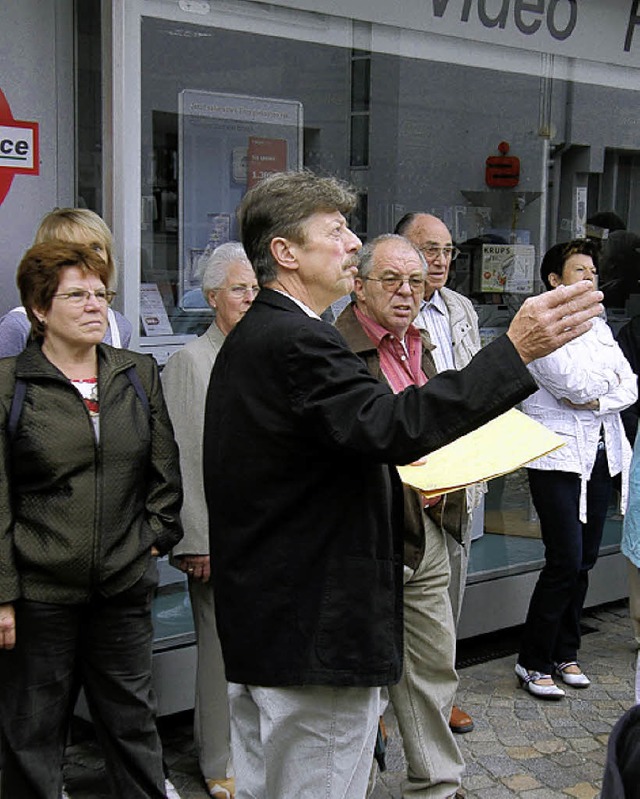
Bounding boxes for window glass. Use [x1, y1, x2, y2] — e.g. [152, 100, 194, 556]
[350, 55, 370, 112]
[76, 0, 102, 212]
[140, 11, 638, 583]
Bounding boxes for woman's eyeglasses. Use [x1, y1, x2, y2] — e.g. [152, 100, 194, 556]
[52, 289, 117, 306]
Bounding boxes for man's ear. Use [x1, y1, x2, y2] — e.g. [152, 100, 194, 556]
[548, 272, 562, 288]
[353, 275, 366, 304]
[270, 237, 299, 272]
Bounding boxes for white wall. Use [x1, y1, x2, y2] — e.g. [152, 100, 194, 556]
[0, 0, 74, 314]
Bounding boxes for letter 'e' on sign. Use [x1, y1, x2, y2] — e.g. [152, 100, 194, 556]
[0, 88, 39, 206]
[486, 141, 520, 188]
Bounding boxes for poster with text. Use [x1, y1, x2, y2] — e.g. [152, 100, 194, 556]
[479, 244, 535, 294]
[178, 90, 302, 309]
[247, 137, 288, 189]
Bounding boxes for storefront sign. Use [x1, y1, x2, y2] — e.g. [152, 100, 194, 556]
[485, 141, 520, 188]
[0, 88, 39, 206]
[260, 0, 640, 68]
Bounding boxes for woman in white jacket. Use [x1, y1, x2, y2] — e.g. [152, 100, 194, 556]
[516, 238, 637, 699]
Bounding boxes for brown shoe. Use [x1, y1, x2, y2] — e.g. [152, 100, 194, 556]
[449, 705, 474, 734]
[205, 777, 235, 799]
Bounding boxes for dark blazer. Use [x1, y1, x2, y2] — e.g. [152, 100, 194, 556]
[203, 288, 535, 687]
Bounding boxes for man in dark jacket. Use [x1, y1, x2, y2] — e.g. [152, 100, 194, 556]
[203, 170, 603, 799]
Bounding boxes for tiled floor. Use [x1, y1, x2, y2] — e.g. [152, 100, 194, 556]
[55, 601, 638, 798]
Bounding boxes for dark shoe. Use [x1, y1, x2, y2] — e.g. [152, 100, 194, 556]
[449, 705, 474, 733]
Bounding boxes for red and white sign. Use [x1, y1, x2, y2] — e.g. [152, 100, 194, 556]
[0, 88, 39, 206]
[246, 136, 287, 189]
[485, 141, 520, 189]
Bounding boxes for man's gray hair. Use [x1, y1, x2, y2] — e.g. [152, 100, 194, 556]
[238, 171, 358, 286]
[199, 241, 252, 297]
[356, 234, 427, 278]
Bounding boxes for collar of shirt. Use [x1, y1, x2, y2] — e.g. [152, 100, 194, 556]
[353, 305, 427, 392]
[420, 289, 447, 316]
[271, 289, 321, 320]
[417, 289, 455, 371]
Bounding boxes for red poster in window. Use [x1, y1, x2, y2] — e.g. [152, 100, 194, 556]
[246, 137, 287, 189]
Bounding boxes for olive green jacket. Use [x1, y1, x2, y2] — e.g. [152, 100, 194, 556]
[0, 342, 183, 604]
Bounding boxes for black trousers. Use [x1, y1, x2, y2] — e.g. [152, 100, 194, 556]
[0, 566, 166, 799]
[518, 447, 612, 674]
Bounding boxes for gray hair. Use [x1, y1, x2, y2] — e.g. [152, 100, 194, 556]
[356, 234, 427, 278]
[199, 241, 252, 296]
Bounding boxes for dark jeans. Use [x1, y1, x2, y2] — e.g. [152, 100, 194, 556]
[518, 448, 612, 674]
[0, 565, 166, 799]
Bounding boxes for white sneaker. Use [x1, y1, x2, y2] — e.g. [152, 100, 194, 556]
[165, 777, 182, 799]
[61, 787, 71, 799]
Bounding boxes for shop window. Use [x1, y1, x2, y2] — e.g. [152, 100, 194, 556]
[350, 191, 368, 241]
[350, 115, 370, 168]
[350, 55, 370, 112]
[136, 12, 633, 595]
[349, 48, 370, 169]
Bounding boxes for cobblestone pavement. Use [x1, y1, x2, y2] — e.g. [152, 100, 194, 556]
[61, 601, 637, 798]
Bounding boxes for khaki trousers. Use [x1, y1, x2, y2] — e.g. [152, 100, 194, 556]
[389, 515, 464, 799]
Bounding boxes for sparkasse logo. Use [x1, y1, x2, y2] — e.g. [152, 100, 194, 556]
[0, 88, 39, 206]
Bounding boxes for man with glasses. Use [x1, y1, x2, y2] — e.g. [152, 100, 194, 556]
[335, 233, 465, 798]
[203, 171, 603, 799]
[395, 213, 482, 736]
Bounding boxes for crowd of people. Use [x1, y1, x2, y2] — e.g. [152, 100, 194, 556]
[0, 180, 639, 799]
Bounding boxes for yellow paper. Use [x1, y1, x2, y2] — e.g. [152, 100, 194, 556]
[396, 408, 564, 498]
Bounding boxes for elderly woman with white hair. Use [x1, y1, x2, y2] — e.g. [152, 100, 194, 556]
[161, 241, 258, 799]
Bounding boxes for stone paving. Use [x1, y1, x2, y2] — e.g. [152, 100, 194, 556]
[61, 601, 637, 798]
